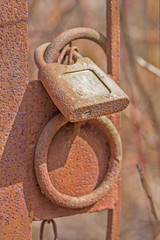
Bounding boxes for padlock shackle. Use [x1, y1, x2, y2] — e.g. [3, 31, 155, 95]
[44, 27, 106, 63]
[34, 43, 50, 68]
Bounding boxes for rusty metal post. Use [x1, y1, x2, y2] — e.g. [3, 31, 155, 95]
[106, 0, 121, 239]
[0, 0, 31, 239]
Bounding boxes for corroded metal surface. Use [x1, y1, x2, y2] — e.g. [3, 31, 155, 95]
[0, 0, 28, 158]
[106, 1, 121, 239]
[0, 0, 31, 239]
[35, 113, 122, 208]
[0, 80, 120, 220]
[35, 28, 129, 122]
[0, 79, 121, 236]
[36, 53, 129, 122]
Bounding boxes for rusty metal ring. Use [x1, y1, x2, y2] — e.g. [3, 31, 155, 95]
[34, 43, 81, 68]
[57, 44, 70, 64]
[35, 27, 106, 65]
[34, 43, 50, 68]
[35, 113, 122, 209]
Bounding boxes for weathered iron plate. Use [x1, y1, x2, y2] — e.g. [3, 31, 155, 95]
[0, 80, 120, 222]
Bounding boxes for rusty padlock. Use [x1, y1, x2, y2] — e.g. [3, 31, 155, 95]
[34, 28, 129, 122]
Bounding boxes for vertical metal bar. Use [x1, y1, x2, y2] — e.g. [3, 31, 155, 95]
[106, 198, 121, 240]
[107, 209, 113, 239]
[106, 0, 121, 239]
[106, 0, 112, 74]
[0, 1, 31, 239]
[106, 180, 121, 240]
[106, 0, 120, 84]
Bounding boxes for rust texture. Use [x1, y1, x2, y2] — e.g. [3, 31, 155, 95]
[0, 80, 120, 220]
[35, 28, 129, 122]
[0, 0, 122, 239]
[0, 0, 28, 158]
[106, 0, 121, 239]
[0, 76, 122, 238]
[0, 0, 31, 239]
[35, 113, 122, 208]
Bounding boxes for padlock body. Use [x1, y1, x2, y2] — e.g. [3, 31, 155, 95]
[38, 57, 129, 122]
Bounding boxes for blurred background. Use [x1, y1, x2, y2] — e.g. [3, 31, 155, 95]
[28, 0, 160, 239]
